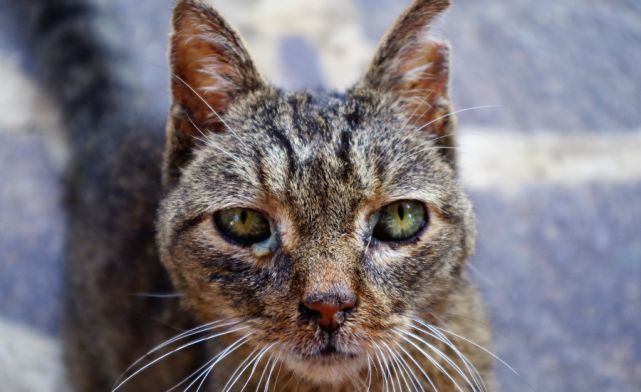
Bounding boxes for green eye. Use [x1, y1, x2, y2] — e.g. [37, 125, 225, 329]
[215, 208, 272, 245]
[372, 201, 427, 242]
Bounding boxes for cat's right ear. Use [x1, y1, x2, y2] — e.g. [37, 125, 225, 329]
[165, 0, 265, 188]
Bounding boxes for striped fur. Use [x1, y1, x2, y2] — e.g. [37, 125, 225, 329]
[21, 0, 495, 390]
[157, 0, 493, 391]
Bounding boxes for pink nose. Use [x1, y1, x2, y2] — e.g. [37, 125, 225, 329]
[303, 299, 356, 331]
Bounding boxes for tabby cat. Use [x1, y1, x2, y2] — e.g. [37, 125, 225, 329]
[24, 0, 494, 390]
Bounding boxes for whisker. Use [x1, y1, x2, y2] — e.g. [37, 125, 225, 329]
[264, 350, 280, 392]
[409, 321, 484, 392]
[403, 308, 493, 331]
[255, 354, 273, 392]
[402, 146, 488, 172]
[271, 346, 286, 392]
[418, 324, 486, 392]
[389, 343, 424, 392]
[240, 342, 277, 392]
[166, 355, 223, 392]
[221, 346, 261, 392]
[429, 324, 525, 384]
[373, 350, 390, 392]
[399, 105, 503, 146]
[405, 329, 478, 392]
[397, 331, 466, 392]
[276, 371, 295, 392]
[382, 341, 413, 392]
[117, 317, 247, 386]
[184, 111, 214, 145]
[129, 293, 185, 298]
[171, 72, 249, 149]
[404, 328, 481, 392]
[399, 130, 487, 158]
[376, 343, 397, 392]
[394, 339, 438, 392]
[185, 112, 247, 168]
[185, 334, 254, 392]
[396, 84, 438, 132]
[366, 354, 373, 392]
[112, 325, 251, 391]
[347, 373, 359, 392]
[152, 319, 246, 355]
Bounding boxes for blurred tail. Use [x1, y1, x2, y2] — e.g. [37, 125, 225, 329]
[18, 0, 139, 145]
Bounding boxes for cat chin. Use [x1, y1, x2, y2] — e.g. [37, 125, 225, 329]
[282, 352, 366, 384]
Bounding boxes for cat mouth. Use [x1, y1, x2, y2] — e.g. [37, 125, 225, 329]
[313, 343, 357, 359]
[283, 344, 363, 384]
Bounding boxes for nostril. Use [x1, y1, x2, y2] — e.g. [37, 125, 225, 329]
[302, 299, 356, 331]
[342, 305, 355, 316]
[298, 303, 321, 320]
[340, 301, 356, 314]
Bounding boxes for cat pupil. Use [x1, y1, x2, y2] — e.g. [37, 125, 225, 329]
[240, 210, 247, 225]
[398, 204, 405, 221]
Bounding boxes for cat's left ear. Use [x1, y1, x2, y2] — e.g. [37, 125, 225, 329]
[165, 0, 266, 187]
[355, 0, 457, 163]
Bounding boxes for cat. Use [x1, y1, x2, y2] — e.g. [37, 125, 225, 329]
[23, 0, 494, 390]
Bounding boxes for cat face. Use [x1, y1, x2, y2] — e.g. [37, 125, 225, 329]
[157, 0, 474, 384]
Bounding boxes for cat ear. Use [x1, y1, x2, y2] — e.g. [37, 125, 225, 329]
[165, 0, 265, 186]
[356, 0, 457, 163]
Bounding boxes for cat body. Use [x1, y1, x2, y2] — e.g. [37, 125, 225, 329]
[23, 0, 494, 390]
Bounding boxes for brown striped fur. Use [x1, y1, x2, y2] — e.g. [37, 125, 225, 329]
[55, 0, 494, 390]
[154, 0, 494, 391]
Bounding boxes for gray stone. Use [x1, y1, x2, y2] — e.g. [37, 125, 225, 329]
[470, 183, 641, 391]
[359, 0, 641, 132]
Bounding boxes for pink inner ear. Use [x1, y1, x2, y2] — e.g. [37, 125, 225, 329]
[393, 39, 451, 135]
[169, 2, 264, 137]
[171, 22, 236, 135]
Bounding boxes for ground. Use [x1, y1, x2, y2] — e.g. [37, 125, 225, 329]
[0, 0, 640, 391]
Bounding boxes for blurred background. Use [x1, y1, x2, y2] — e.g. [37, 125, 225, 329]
[0, 0, 640, 391]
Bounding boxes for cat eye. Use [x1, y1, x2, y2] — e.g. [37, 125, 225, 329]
[372, 201, 427, 242]
[215, 208, 272, 245]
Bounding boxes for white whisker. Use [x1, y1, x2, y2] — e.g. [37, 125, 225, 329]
[404, 329, 477, 392]
[377, 344, 398, 392]
[185, 334, 254, 392]
[129, 293, 185, 298]
[264, 349, 280, 392]
[115, 318, 242, 388]
[430, 325, 521, 379]
[366, 354, 373, 392]
[185, 112, 247, 168]
[397, 331, 465, 392]
[171, 72, 249, 149]
[240, 342, 277, 392]
[382, 341, 413, 392]
[394, 338, 438, 392]
[373, 350, 390, 392]
[222, 346, 261, 392]
[389, 343, 424, 392]
[413, 322, 485, 392]
[270, 346, 287, 392]
[112, 326, 251, 391]
[255, 354, 273, 392]
[399, 105, 502, 146]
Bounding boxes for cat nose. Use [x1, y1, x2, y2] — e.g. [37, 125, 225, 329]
[300, 298, 356, 332]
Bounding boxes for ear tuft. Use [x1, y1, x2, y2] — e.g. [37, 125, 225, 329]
[169, 0, 265, 136]
[164, 0, 265, 188]
[356, 0, 457, 162]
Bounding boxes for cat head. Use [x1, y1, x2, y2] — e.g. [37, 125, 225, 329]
[158, 0, 475, 384]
